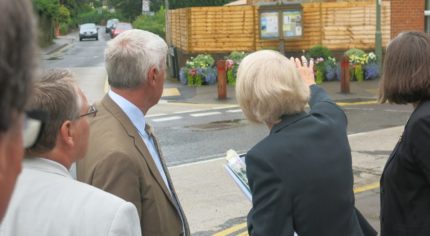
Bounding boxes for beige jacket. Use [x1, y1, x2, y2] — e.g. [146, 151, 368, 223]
[77, 95, 189, 236]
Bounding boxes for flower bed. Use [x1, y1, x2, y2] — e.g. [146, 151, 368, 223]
[307, 45, 340, 83]
[179, 54, 217, 86]
[346, 49, 379, 81]
[225, 51, 247, 86]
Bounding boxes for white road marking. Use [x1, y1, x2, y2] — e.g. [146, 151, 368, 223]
[226, 109, 242, 113]
[210, 105, 239, 110]
[190, 111, 222, 117]
[146, 113, 168, 118]
[174, 109, 205, 114]
[152, 116, 182, 122]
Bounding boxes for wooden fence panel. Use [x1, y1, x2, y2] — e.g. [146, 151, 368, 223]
[169, 1, 390, 53]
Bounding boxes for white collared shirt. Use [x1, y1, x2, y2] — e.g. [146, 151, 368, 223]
[108, 90, 171, 194]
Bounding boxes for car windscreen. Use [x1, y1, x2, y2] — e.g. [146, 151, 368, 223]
[81, 24, 96, 30]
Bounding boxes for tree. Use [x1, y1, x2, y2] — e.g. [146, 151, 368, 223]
[133, 7, 165, 38]
[33, 0, 61, 46]
[168, 0, 235, 9]
[108, 0, 141, 22]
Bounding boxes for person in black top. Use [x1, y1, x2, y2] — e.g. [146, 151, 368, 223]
[379, 31, 430, 236]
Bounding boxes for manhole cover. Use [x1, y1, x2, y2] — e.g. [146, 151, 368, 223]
[47, 56, 62, 60]
[187, 119, 244, 131]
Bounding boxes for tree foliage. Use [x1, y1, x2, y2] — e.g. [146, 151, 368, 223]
[33, 0, 60, 18]
[108, 0, 142, 22]
[133, 7, 166, 39]
[76, 9, 122, 25]
[169, 0, 235, 9]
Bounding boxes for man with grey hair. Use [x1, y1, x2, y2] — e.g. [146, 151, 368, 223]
[77, 29, 189, 235]
[0, 69, 141, 235]
[0, 0, 37, 221]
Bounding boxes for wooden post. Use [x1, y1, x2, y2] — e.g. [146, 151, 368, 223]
[341, 55, 350, 94]
[217, 60, 227, 99]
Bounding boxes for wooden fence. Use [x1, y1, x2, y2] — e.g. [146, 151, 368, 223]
[168, 1, 390, 53]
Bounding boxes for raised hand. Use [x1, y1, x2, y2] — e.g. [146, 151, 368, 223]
[290, 56, 316, 87]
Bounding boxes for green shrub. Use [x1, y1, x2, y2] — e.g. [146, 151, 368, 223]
[227, 51, 247, 63]
[59, 23, 69, 35]
[133, 7, 165, 39]
[345, 48, 366, 58]
[307, 45, 331, 59]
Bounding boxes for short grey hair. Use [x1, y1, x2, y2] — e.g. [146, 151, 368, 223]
[0, 0, 37, 132]
[105, 29, 168, 89]
[27, 69, 81, 153]
[236, 50, 310, 124]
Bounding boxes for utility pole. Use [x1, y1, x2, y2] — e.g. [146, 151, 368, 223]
[375, 0, 382, 71]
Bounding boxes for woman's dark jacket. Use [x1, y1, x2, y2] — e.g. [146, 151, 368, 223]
[246, 85, 376, 236]
[381, 99, 430, 236]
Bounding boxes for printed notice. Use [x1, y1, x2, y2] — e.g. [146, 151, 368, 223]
[283, 10, 302, 38]
[260, 12, 279, 39]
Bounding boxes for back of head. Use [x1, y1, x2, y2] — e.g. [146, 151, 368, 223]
[380, 31, 430, 104]
[26, 69, 81, 154]
[105, 29, 168, 89]
[0, 0, 37, 132]
[236, 50, 309, 125]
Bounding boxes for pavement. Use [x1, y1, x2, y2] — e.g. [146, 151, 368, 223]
[45, 34, 388, 235]
[42, 31, 78, 57]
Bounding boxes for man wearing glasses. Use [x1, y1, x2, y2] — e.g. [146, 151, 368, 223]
[0, 0, 38, 221]
[0, 70, 141, 235]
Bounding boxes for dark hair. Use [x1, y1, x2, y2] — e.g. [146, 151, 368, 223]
[0, 0, 37, 132]
[27, 69, 81, 153]
[379, 31, 430, 104]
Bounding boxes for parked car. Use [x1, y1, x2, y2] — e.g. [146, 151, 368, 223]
[110, 22, 133, 38]
[79, 23, 98, 41]
[105, 18, 119, 33]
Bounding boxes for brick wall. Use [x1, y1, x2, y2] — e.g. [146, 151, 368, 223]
[390, 0, 425, 38]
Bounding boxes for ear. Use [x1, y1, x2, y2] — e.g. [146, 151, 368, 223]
[147, 66, 158, 87]
[59, 120, 75, 147]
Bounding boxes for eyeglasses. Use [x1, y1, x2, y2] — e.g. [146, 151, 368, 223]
[79, 105, 97, 118]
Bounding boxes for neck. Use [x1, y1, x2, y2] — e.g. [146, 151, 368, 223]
[111, 87, 152, 114]
[28, 149, 72, 169]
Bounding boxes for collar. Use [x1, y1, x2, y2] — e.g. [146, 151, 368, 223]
[270, 112, 309, 134]
[23, 157, 72, 179]
[108, 90, 147, 137]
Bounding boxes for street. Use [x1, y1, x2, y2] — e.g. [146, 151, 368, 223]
[42, 29, 412, 235]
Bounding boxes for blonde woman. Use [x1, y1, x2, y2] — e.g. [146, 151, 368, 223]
[236, 50, 376, 236]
